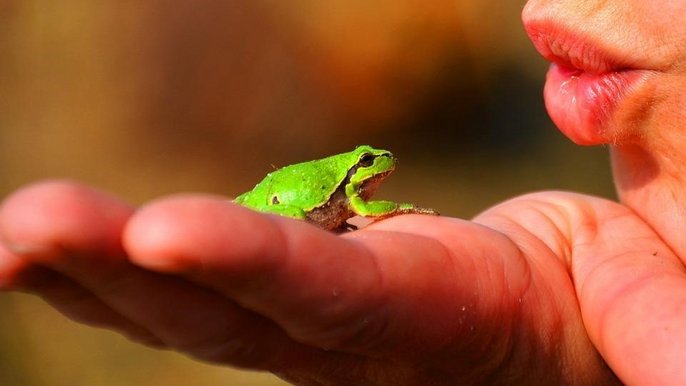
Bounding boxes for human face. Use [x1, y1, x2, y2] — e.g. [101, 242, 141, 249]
[522, 0, 686, 148]
[523, 1, 686, 259]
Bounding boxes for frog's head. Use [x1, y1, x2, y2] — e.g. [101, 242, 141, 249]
[347, 145, 396, 199]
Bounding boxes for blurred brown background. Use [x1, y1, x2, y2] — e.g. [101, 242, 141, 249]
[0, 1, 614, 385]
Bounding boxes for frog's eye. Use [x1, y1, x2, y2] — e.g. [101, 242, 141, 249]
[358, 153, 375, 167]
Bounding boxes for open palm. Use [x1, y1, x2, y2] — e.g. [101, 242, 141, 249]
[1, 180, 684, 385]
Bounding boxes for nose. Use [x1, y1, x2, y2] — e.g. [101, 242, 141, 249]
[521, 0, 552, 33]
[522, 0, 610, 29]
[521, 0, 539, 25]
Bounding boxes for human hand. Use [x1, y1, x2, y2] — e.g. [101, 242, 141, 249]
[1, 180, 682, 385]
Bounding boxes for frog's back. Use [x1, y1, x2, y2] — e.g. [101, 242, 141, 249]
[235, 156, 349, 211]
[233, 173, 276, 208]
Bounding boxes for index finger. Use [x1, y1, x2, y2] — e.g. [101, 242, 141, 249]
[123, 198, 515, 359]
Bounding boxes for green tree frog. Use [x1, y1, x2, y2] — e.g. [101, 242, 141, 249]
[233, 145, 438, 231]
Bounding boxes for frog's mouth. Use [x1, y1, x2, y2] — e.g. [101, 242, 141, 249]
[358, 170, 393, 200]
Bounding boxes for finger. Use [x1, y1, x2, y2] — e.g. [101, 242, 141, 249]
[0, 243, 165, 346]
[124, 197, 386, 350]
[124, 196, 527, 362]
[570, 202, 686, 385]
[0, 180, 134, 263]
[482, 192, 686, 384]
[0, 181, 327, 369]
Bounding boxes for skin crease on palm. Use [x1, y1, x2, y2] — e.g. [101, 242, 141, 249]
[2, 0, 686, 385]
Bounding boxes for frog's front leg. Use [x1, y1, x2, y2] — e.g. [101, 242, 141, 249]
[349, 195, 398, 218]
[348, 195, 438, 219]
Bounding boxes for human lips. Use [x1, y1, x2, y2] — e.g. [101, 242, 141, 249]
[525, 23, 652, 144]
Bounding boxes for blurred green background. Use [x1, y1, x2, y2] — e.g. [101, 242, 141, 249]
[0, 1, 615, 385]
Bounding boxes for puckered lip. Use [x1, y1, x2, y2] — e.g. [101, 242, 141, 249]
[524, 21, 634, 74]
[522, 20, 656, 145]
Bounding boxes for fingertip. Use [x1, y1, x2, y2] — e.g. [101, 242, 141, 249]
[122, 195, 205, 272]
[0, 179, 133, 262]
[123, 195, 283, 274]
[0, 180, 88, 256]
